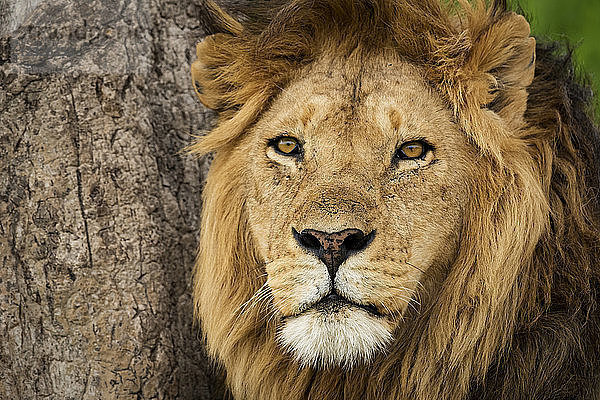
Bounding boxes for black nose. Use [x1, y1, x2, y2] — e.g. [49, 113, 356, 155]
[292, 228, 375, 279]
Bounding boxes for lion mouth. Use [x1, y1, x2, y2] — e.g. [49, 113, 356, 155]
[313, 293, 382, 317]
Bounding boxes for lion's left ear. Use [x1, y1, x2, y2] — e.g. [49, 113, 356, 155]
[466, 12, 536, 124]
[446, 10, 536, 152]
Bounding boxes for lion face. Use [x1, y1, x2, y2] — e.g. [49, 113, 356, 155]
[235, 55, 476, 368]
[192, 2, 571, 398]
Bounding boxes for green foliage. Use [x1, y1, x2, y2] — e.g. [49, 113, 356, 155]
[515, 0, 600, 116]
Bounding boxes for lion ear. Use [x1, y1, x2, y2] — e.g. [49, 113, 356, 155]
[191, 1, 245, 111]
[192, 1, 285, 112]
[199, 0, 244, 37]
[192, 33, 235, 111]
[190, 30, 270, 154]
[461, 11, 536, 128]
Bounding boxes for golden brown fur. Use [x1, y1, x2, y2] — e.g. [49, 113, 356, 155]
[190, 1, 600, 399]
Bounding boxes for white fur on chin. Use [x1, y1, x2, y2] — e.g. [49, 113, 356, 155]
[277, 307, 393, 369]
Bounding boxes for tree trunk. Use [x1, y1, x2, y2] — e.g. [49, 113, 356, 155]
[0, 0, 225, 398]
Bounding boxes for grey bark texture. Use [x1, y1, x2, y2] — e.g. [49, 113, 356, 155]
[0, 0, 226, 398]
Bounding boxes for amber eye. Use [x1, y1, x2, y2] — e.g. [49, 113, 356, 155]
[395, 141, 428, 160]
[272, 136, 301, 156]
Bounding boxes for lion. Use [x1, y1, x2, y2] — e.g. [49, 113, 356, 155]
[189, 0, 600, 399]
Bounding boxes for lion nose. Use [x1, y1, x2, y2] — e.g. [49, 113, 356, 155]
[292, 228, 375, 279]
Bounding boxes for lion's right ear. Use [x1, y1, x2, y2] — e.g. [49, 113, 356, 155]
[191, 29, 271, 155]
[200, 0, 244, 36]
[192, 1, 244, 111]
[191, 34, 236, 111]
[190, 1, 302, 156]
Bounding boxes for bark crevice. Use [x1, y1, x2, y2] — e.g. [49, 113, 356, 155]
[69, 86, 95, 271]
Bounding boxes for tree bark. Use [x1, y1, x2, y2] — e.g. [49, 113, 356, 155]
[0, 0, 225, 398]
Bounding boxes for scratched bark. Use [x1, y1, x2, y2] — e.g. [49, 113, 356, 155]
[0, 0, 225, 398]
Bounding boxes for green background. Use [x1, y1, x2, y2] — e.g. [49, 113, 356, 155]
[515, 0, 600, 117]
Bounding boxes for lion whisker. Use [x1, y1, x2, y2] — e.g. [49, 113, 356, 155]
[235, 282, 270, 316]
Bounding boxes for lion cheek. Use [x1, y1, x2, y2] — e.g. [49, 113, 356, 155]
[336, 260, 421, 317]
[265, 257, 331, 316]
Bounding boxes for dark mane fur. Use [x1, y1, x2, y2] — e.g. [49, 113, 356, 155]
[472, 41, 600, 399]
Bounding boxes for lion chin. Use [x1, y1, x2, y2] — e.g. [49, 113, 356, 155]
[277, 298, 394, 368]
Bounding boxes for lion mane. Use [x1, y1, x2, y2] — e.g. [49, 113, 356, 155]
[190, 0, 600, 399]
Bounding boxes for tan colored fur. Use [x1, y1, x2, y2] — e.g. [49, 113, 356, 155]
[190, 1, 600, 399]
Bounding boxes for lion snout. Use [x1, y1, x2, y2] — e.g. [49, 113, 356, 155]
[292, 227, 376, 279]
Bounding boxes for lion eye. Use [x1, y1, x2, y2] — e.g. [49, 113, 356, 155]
[273, 136, 301, 156]
[395, 141, 427, 160]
